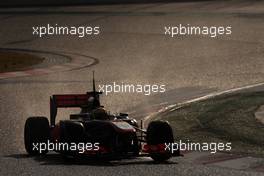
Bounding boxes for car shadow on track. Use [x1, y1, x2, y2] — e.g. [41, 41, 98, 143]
[5, 153, 178, 166]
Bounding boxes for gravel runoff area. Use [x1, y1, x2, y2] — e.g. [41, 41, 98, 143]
[158, 91, 264, 157]
[0, 51, 44, 73]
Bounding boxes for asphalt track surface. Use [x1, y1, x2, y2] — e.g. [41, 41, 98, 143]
[0, 1, 264, 175]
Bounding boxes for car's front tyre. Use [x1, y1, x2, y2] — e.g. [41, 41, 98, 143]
[146, 120, 174, 162]
[24, 116, 50, 155]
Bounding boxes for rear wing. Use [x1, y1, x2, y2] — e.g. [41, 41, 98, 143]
[50, 92, 101, 126]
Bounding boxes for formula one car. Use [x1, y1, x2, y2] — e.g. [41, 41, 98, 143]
[24, 72, 180, 162]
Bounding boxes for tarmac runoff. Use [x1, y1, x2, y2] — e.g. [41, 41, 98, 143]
[143, 82, 264, 173]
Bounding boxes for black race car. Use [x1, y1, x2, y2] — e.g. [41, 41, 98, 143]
[24, 73, 180, 162]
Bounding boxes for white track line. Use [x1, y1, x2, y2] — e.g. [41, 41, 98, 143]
[142, 82, 264, 172]
[143, 82, 264, 123]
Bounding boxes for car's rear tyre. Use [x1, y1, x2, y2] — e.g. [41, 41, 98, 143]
[59, 121, 84, 143]
[24, 116, 50, 155]
[58, 121, 85, 155]
[146, 120, 174, 162]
